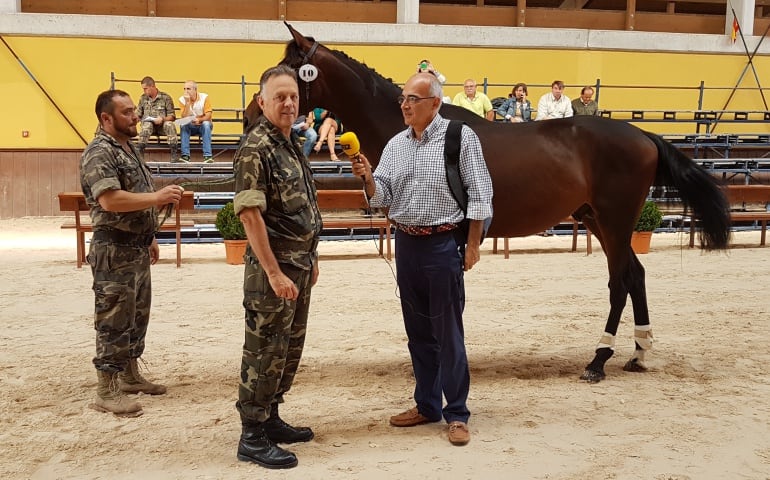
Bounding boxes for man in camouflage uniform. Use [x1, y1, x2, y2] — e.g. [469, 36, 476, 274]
[232, 65, 322, 469]
[81, 89, 184, 417]
[135, 76, 179, 162]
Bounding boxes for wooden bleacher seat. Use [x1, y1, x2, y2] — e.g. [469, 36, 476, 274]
[689, 184, 770, 248]
[58, 191, 195, 268]
[316, 189, 392, 260]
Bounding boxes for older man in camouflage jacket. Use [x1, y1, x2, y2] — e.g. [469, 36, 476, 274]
[81, 89, 184, 417]
[232, 65, 322, 470]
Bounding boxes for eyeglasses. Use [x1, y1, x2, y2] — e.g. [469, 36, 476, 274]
[397, 95, 436, 105]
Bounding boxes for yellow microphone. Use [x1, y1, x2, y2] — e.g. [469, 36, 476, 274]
[339, 132, 361, 160]
[339, 131, 367, 183]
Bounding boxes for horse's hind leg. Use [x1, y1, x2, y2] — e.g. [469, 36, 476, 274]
[579, 240, 653, 382]
[623, 252, 653, 373]
[580, 267, 628, 382]
[577, 216, 635, 383]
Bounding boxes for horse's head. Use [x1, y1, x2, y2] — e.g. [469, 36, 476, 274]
[272, 23, 405, 163]
[241, 23, 484, 165]
[279, 23, 387, 116]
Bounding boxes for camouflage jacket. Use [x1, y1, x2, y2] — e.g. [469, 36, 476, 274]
[233, 116, 322, 270]
[80, 130, 158, 235]
[136, 91, 175, 122]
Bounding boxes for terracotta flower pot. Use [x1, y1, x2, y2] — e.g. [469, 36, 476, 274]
[224, 239, 248, 265]
[631, 231, 653, 254]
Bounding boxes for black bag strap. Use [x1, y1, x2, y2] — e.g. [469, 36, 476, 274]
[444, 120, 468, 214]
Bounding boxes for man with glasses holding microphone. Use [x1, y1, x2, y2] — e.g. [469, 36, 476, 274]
[351, 73, 493, 446]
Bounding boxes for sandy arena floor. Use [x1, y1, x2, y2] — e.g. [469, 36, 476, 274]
[0, 218, 769, 480]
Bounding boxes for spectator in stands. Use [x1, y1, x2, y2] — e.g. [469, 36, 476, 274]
[417, 59, 446, 84]
[81, 89, 184, 417]
[309, 107, 343, 161]
[536, 80, 573, 120]
[417, 59, 452, 102]
[136, 76, 178, 162]
[292, 114, 318, 158]
[178, 80, 213, 163]
[572, 86, 599, 116]
[351, 72, 493, 447]
[232, 64, 321, 470]
[452, 79, 495, 120]
[496, 83, 532, 123]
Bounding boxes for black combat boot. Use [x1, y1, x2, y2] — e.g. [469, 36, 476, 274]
[237, 419, 298, 469]
[263, 403, 315, 444]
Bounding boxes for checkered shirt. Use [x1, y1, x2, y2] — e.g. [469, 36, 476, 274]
[369, 114, 493, 226]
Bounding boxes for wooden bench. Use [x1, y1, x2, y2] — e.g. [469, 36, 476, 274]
[492, 217, 593, 258]
[316, 189, 392, 260]
[57, 191, 195, 268]
[689, 184, 770, 247]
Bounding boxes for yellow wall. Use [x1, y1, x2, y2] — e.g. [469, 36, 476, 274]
[2, 35, 769, 149]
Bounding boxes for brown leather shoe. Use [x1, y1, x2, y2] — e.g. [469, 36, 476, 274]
[389, 406, 431, 427]
[448, 421, 470, 445]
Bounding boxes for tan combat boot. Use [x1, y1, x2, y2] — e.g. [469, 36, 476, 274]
[118, 358, 167, 395]
[91, 370, 143, 417]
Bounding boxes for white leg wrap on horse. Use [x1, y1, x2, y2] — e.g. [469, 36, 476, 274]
[631, 349, 647, 364]
[597, 333, 615, 350]
[634, 325, 654, 350]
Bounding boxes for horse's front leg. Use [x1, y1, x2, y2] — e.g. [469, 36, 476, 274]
[623, 252, 653, 373]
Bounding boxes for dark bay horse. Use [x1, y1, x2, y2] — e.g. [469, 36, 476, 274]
[245, 24, 732, 383]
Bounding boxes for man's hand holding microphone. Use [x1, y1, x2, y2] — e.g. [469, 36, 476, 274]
[339, 132, 376, 198]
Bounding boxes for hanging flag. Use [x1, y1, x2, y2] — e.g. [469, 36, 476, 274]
[732, 16, 739, 43]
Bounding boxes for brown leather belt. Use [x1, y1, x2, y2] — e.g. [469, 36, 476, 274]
[393, 222, 459, 236]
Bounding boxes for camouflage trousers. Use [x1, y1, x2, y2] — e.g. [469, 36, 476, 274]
[87, 241, 152, 373]
[236, 258, 312, 422]
[138, 120, 178, 152]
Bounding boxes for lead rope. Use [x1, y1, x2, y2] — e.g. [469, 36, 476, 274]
[153, 175, 236, 233]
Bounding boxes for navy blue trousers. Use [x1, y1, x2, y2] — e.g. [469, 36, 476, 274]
[395, 229, 470, 424]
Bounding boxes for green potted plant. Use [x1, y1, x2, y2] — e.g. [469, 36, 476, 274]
[631, 200, 663, 254]
[215, 201, 248, 264]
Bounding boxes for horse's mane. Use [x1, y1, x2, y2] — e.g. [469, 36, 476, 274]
[282, 39, 401, 98]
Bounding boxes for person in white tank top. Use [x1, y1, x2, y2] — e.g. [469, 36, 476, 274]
[178, 80, 214, 162]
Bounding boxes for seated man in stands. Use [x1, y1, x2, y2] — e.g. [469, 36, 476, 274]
[309, 107, 343, 161]
[292, 115, 318, 158]
[536, 80, 573, 120]
[178, 80, 213, 163]
[136, 76, 178, 162]
[453, 79, 495, 120]
[572, 86, 599, 116]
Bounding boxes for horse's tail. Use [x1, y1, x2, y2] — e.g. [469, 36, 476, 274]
[644, 131, 731, 250]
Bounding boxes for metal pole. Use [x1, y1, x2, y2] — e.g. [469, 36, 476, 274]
[595, 78, 601, 105]
[712, 14, 770, 132]
[697, 80, 705, 134]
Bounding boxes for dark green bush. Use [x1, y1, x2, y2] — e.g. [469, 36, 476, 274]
[635, 201, 663, 232]
[215, 201, 247, 240]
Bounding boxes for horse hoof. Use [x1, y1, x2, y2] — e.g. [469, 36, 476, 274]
[623, 358, 648, 373]
[579, 369, 605, 383]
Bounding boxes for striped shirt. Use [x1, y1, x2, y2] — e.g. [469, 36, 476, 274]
[369, 114, 493, 226]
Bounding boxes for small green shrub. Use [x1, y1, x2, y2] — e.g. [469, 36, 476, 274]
[215, 201, 247, 240]
[634, 201, 663, 232]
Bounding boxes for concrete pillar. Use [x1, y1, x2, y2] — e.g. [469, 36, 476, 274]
[727, 0, 754, 38]
[0, 0, 21, 14]
[397, 0, 419, 24]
